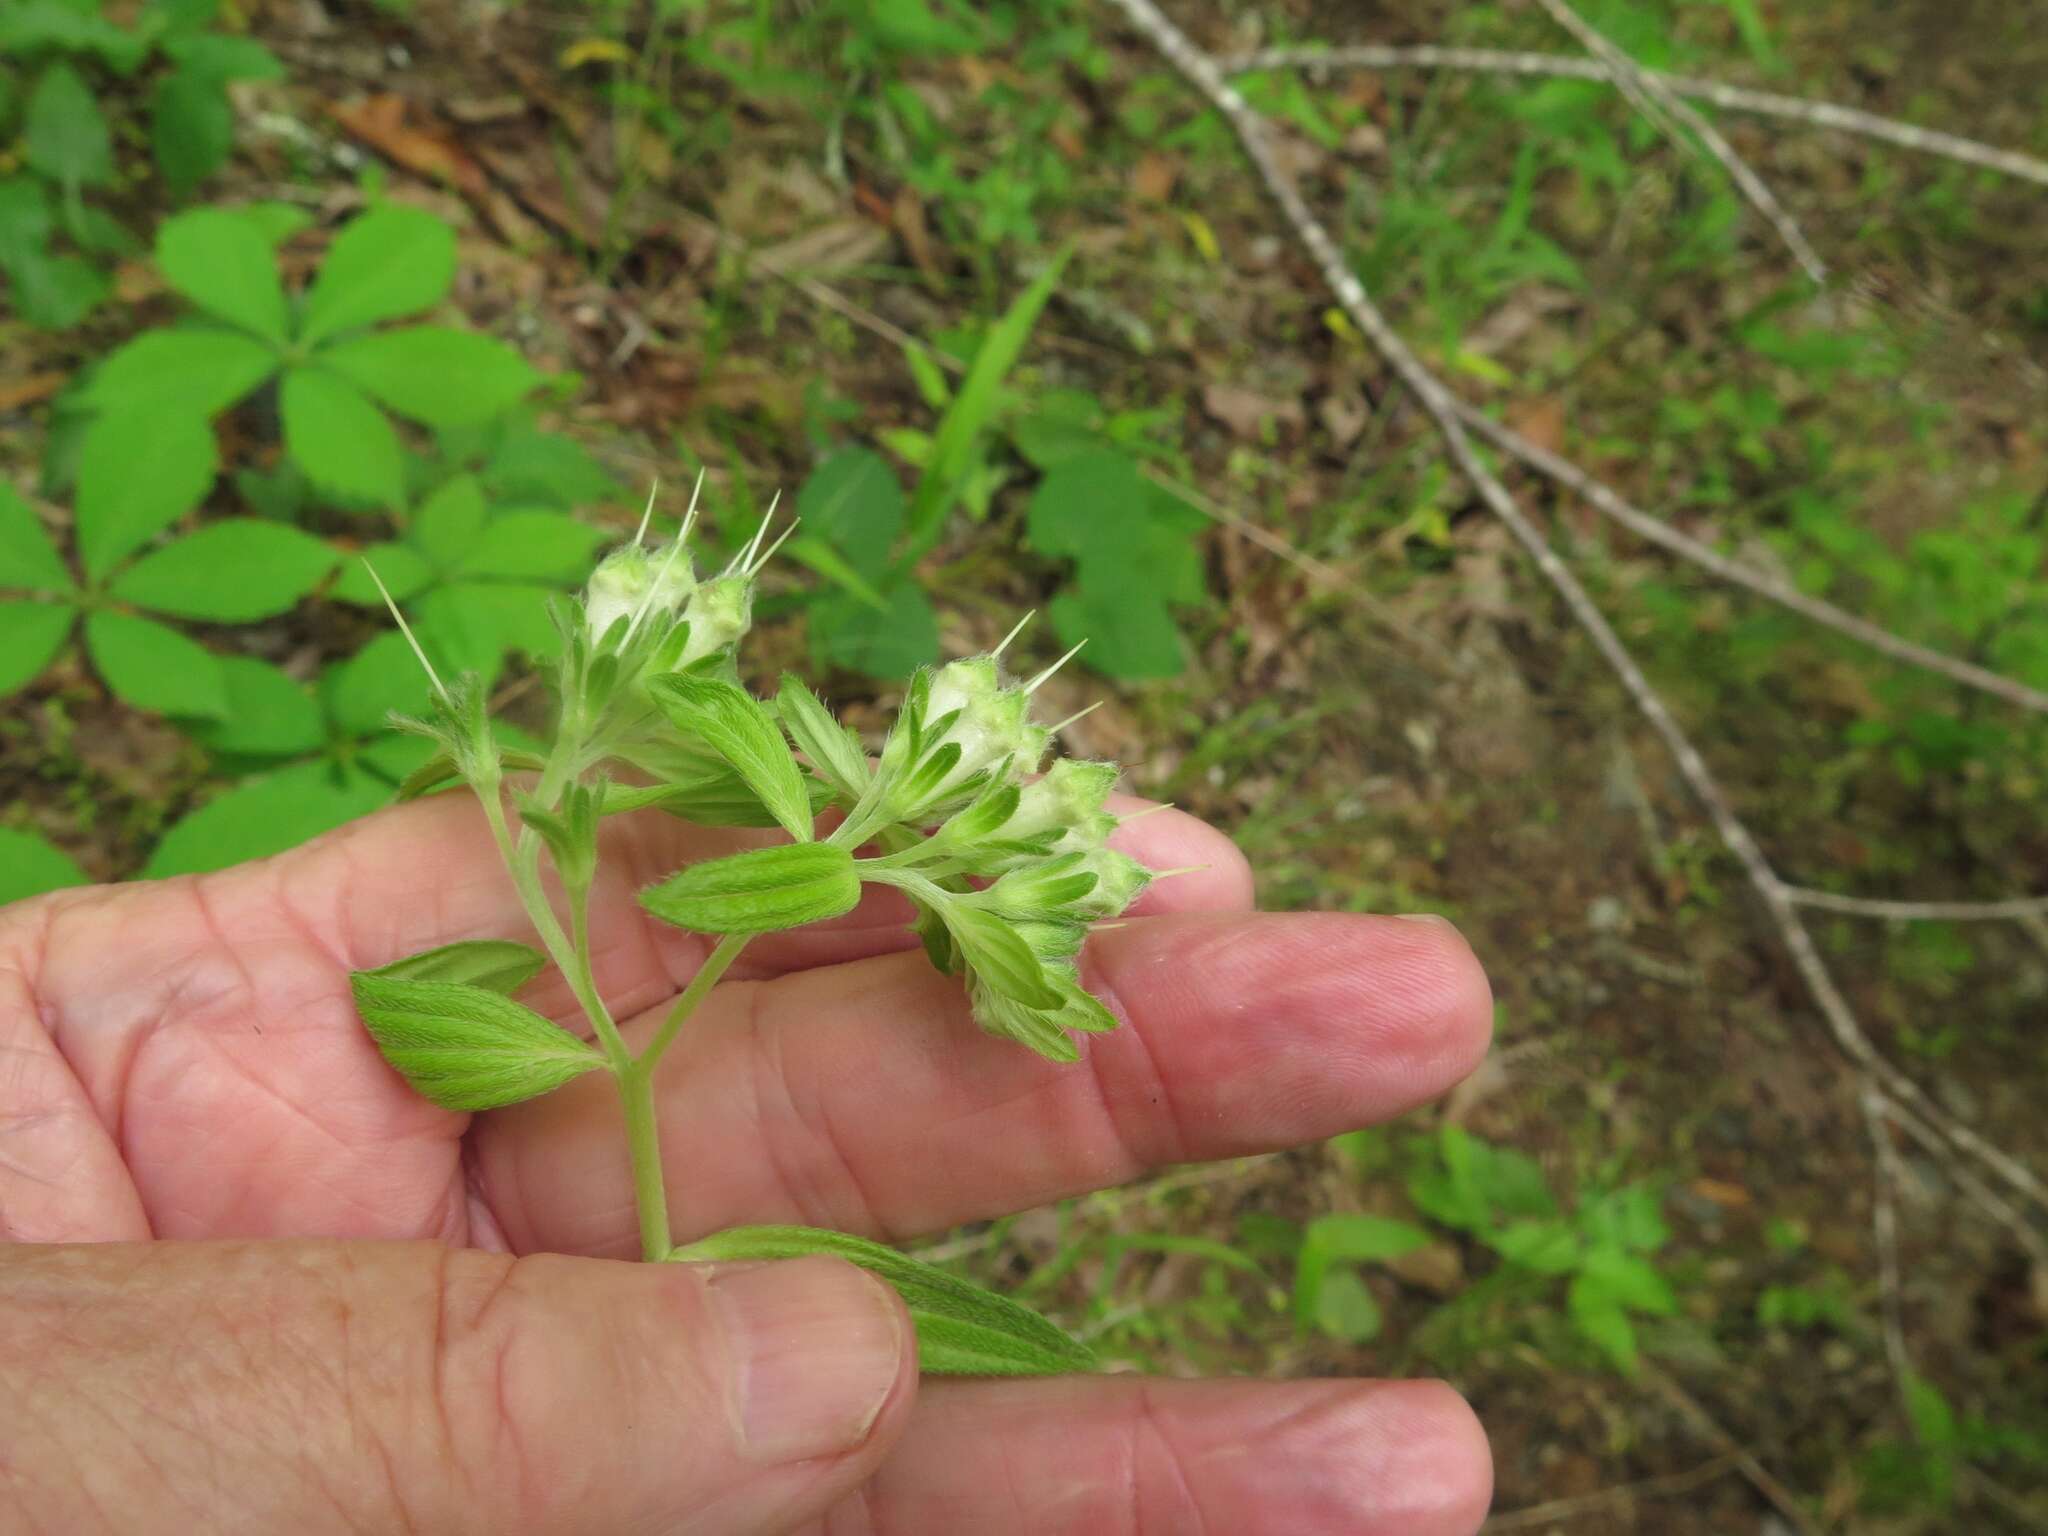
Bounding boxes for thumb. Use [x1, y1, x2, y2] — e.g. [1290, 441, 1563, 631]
[1, 1240, 914, 1535]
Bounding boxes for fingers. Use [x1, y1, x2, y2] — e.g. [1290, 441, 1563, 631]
[844, 1375, 1491, 1535]
[482, 910, 1492, 1256]
[0, 1240, 914, 1536]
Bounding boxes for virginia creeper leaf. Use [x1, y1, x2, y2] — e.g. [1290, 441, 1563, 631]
[112, 519, 336, 621]
[0, 827, 88, 905]
[299, 206, 456, 346]
[0, 600, 76, 697]
[84, 611, 228, 718]
[155, 207, 289, 342]
[281, 366, 404, 508]
[319, 327, 541, 428]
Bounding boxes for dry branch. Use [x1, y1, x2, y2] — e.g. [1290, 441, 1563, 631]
[1528, 0, 1828, 283]
[1786, 888, 2048, 922]
[1223, 44, 2048, 190]
[1100, 0, 2046, 1250]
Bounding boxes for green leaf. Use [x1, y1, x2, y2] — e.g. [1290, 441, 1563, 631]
[282, 366, 404, 508]
[160, 32, 284, 82]
[810, 581, 939, 678]
[330, 541, 435, 605]
[348, 971, 604, 1112]
[84, 611, 228, 718]
[154, 207, 289, 341]
[75, 410, 217, 580]
[1311, 1268, 1383, 1344]
[8, 247, 109, 330]
[319, 327, 541, 428]
[1488, 1219, 1581, 1276]
[669, 1225, 1095, 1377]
[24, 64, 113, 190]
[776, 674, 870, 800]
[183, 656, 324, 757]
[84, 327, 279, 418]
[364, 939, 548, 995]
[149, 66, 232, 195]
[646, 674, 816, 842]
[796, 446, 904, 579]
[1293, 1214, 1429, 1334]
[299, 206, 457, 346]
[1578, 1247, 1678, 1317]
[641, 842, 861, 935]
[0, 827, 88, 905]
[232, 201, 314, 246]
[413, 582, 513, 684]
[328, 630, 436, 737]
[0, 486, 73, 596]
[112, 519, 336, 621]
[0, 2, 150, 69]
[0, 601, 76, 697]
[0, 180, 53, 270]
[144, 761, 392, 876]
[904, 247, 1069, 556]
[944, 902, 1063, 1009]
[1568, 1272, 1640, 1374]
[410, 472, 488, 568]
[453, 511, 604, 582]
[481, 424, 619, 509]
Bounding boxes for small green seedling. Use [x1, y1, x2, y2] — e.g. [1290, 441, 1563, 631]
[349, 482, 1151, 1374]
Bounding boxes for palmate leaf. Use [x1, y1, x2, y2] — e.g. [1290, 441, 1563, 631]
[319, 327, 541, 429]
[670, 1226, 1096, 1377]
[75, 409, 218, 580]
[0, 601, 76, 698]
[154, 208, 290, 343]
[349, 972, 604, 1112]
[112, 519, 336, 621]
[83, 611, 228, 718]
[281, 366, 404, 508]
[0, 827, 88, 906]
[183, 656, 325, 758]
[9, 247, 109, 330]
[144, 760, 394, 877]
[150, 68, 233, 198]
[0, 485, 73, 596]
[453, 511, 605, 583]
[23, 63, 113, 190]
[298, 206, 457, 347]
[85, 327, 280, 419]
[810, 581, 939, 678]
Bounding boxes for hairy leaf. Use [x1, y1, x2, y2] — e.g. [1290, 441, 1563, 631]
[349, 972, 604, 1111]
[776, 674, 870, 800]
[641, 842, 860, 935]
[647, 675, 815, 842]
[671, 1225, 1096, 1377]
[364, 939, 548, 995]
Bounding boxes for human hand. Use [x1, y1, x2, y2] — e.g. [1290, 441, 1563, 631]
[0, 792, 1493, 1533]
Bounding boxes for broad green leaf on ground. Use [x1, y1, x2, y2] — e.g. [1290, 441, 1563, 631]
[1048, 586, 1181, 680]
[670, 1226, 1095, 1377]
[329, 541, 435, 606]
[144, 760, 394, 877]
[411, 473, 488, 567]
[161, 34, 286, 84]
[1578, 1247, 1679, 1317]
[0, 827, 88, 905]
[1310, 1268, 1383, 1344]
[365, 939, 547, 995]
[348, 972, 603, 1111]
[298, 206, 457, 346]
[796, 446, 904, 579]
[83, 610, 228, 718]
[1294, 1214, 1430, 1336]
[0, 601, 76, 697]
[1568, 1271, 1641, 1375]
[0, 487, 73, 595]
[319, 327, 541, 428]
[184, 657, 325, 758]
[281, 366, 404, 508]
[479, 422, 619, 508]
[0, 2, 147, 69]
[327, 629, 435, 737]
[75, 410, 218, 580]
[809, 581, 939, 678]
[232, 202, 314, 246]
[9, 248, 110, 329]
[452, 511, 603, 581]
[85, 327, 280, 418]
[24, 64, 113, 190]
[0, 179, 52, 269]
[904, 247, 1071, 555]
[150, 69, 232, 196]
[413, 582, 559, 684]
[155, 208, 289, 341]
[112, 519, 335, 621]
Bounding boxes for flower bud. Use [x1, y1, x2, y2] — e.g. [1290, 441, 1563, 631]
[1006, 759, 1119, 843]
[585, 543, 695, 643]
[677, 574, 754, 665]
[1070, 847, 1151, 921]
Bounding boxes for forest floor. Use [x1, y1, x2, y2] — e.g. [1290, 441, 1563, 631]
[4, 0, 2047, 1529]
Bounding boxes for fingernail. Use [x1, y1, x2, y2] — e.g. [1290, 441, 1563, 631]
[709, 1256, 905, 1463]
[1395, 912, 1454, 928]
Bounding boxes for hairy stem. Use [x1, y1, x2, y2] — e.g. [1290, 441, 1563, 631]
[617, 1059, 671, 1260]
[641, 932, 752, 1075]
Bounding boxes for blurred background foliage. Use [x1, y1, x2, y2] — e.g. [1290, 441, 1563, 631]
[2, 0, 2046, 1526]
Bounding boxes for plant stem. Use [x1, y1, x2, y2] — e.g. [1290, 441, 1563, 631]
[641, 932, 751, 1074]
[617, 1058, 671, 1260]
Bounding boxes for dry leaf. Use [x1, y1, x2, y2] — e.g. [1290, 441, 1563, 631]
[1202, 382, 1305, 440]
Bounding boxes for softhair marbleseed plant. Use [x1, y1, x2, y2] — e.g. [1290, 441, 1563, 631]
[350, 485, 1153, 1376]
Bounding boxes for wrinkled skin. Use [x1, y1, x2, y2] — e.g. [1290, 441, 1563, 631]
[0, 793, 1494, 1534]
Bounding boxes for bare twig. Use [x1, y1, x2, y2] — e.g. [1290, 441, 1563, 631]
[1457, 403, 2048, 716]
[1862, 1089, 1914, 1402]
[1645, 1369, 1826, 1536]
[1223, 45, 2048, 190]
[1528, 0, 1828, 283]
[1785, 888, 2048, 922]
[1482, 1455, 1738, 1532]
[1101, 0, 2048, 1238]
